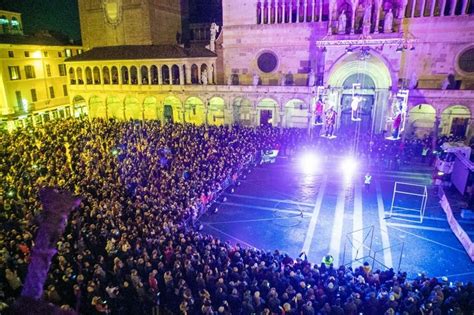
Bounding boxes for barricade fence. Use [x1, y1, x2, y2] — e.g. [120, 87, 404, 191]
[438, 186, 474, 261]
[182, 152, 258, 230]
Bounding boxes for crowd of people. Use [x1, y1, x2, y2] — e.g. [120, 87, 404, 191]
[0, 119, 472, 315]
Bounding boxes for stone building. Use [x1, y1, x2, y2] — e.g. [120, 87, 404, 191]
[79, 0, 188, 49]
[65, 0, 474, 139]
[0, 10, 83, 130]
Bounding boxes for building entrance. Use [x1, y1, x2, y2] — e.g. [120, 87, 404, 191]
[451, 117, 469, 137]
[164, 105, 173, 123]
[260, 109, 273, 126]
[340, 94, 374, 132]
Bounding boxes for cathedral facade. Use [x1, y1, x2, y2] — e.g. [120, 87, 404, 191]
[65, 0, 474, 139]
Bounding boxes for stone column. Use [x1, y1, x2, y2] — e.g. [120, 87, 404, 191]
[312, 0, 316, 21]
[449, 0, 456, 15]
[296, 0, 301, 22]
[179, 65, 185, 85]
[256, 1, 260, 23]
[350, 0, 358, 34]
[319, 0, 323, 22]
[327, 0, 335, 34]
[283, 0, 287, 22]
[400, 0, 409, 18]
[266, 0, 271, 23]
[157, 65, 162, 85]
[251, 108, 258, 126]
[289, 0, 294, 22]
[261, 1, 265, 23]
[304, 0, 308, 21]
[430, 0, 436, 16]
[410, 0, 416, 17]
[439, 0, 446, 15]
[420, 0, 426, 16]
[185, 64, 192, 85]
[433, 113, 440, 151]
[461, 0, 468, 14]
[168, 65, 173, 85]
[374, 0, 382, 34]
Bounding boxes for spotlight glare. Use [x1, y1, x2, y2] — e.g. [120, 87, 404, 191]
[340, 156, 359, 178]
[300, 152, 320, 174]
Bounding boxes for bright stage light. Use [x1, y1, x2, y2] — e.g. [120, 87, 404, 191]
[299, 152, 320, 174]
[340, 156, 359, 179]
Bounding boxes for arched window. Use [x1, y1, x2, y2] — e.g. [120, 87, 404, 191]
[263, 1, 269, 24]
[69, 68, 76, 84]
[150, 65, 158, 84]
[0, 16, 9, 33]
[111, 66, 118, 84]
[270, 1, 276, 23]
[121, 66, 129, 84]
[191, 64, 199, 84]
[76, 67, 83, 84]
[130, 66, 138, 85]
[85, 67, 93, 84]
[93, 66, 101, 84]
[140, 66, 149, 84]
[10, 17, 20, 32]
[102, 67, 110, 84]
[171, 65, 180, 84]
[257, 2, 262, 24]
[162, 65, 170, 84]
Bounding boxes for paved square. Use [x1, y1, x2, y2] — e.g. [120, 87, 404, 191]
[202, 157, 474, 282]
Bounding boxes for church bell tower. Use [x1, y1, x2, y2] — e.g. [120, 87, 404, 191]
[78, 0, 188, 49]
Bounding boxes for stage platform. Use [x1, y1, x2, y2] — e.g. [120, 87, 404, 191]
[201, 157, 474, 283]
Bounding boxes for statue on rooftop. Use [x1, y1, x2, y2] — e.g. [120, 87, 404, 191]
[338, 10, 347, 34]
[384, 9, 393, 33]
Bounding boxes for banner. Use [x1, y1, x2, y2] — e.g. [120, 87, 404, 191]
[439, 188, 474, 261]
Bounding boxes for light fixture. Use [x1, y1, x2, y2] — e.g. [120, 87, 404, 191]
[346, 45, 354, 53]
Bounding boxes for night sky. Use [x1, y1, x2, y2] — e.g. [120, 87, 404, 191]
[0, 0, 222, 42]
[1, 0, 81, 40]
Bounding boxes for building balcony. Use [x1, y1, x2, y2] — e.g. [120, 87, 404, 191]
[68, 83, 316, 95]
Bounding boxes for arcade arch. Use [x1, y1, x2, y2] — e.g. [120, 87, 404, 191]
[208, 97, 225, 126]
[143, 96, 159, 120]
[124, 96, 141, 120]
[408, 104, 436, 138]
[232, 97, 253, 126]
[257, 98, 279, 126]
[107, 96, 124, 120]
[72, 95, 87, 117]
[441, 105, 471, 137]
[327, 50, 393, 133]
[89, 96, 105, 118]
[284, 99, 308, 128]
[184, 97, 206, 125]
[163, 96, 182, 123]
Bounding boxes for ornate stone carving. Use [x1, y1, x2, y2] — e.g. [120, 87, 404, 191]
[102, 0, 123, 27]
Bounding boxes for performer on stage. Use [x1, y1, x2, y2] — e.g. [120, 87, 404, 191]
[351, 95, 364, 121]
[314, 96, 324, 125]
[325, 105, 337, 137]
[392, 102, 407, 139]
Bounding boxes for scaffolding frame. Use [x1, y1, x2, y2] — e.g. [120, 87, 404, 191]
[389, 182, 428, 223]
[342, 225, 405, 272]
